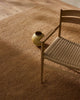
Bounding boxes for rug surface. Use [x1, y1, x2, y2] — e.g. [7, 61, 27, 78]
[0, 0, 80, 100]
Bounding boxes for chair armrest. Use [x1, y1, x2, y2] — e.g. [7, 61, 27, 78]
[40, 24, 60, 43]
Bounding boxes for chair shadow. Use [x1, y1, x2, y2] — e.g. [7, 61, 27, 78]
[38, 43, 49, 50]
[66, 66, 80, 74]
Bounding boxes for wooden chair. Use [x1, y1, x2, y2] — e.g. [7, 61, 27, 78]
[40, 9, 80, 83]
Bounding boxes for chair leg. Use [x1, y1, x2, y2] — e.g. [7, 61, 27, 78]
[41, 42, 44, 84]
[41, 56, 44, 84]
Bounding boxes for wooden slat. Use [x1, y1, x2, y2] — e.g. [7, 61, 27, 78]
[40, 25, 60, 43]
[62, 17, 80, 24]
[62, 10, 80, 17]
[58, 9, 62, 37]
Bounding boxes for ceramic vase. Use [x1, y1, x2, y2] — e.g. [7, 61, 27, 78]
[32, 31, 44, 46]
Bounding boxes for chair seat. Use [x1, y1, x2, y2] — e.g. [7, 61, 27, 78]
[44, 37, 80, 68]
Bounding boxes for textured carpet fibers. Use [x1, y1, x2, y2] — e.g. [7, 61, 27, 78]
[0, 0, 80, 100]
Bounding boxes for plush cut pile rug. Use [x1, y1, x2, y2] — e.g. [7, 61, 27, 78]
[0, 0, 80, 100]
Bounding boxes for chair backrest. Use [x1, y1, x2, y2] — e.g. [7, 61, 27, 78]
[58, 9, 80, 37]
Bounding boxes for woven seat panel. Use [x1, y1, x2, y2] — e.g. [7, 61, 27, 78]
[44, 37, 80, 68]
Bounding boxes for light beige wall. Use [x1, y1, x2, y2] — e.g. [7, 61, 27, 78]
[61, 0, 80, 8]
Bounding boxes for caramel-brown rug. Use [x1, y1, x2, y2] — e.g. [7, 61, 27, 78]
[0, 0, 80, 100]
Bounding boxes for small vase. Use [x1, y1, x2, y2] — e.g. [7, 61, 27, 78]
[32, 31, 44, 46]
